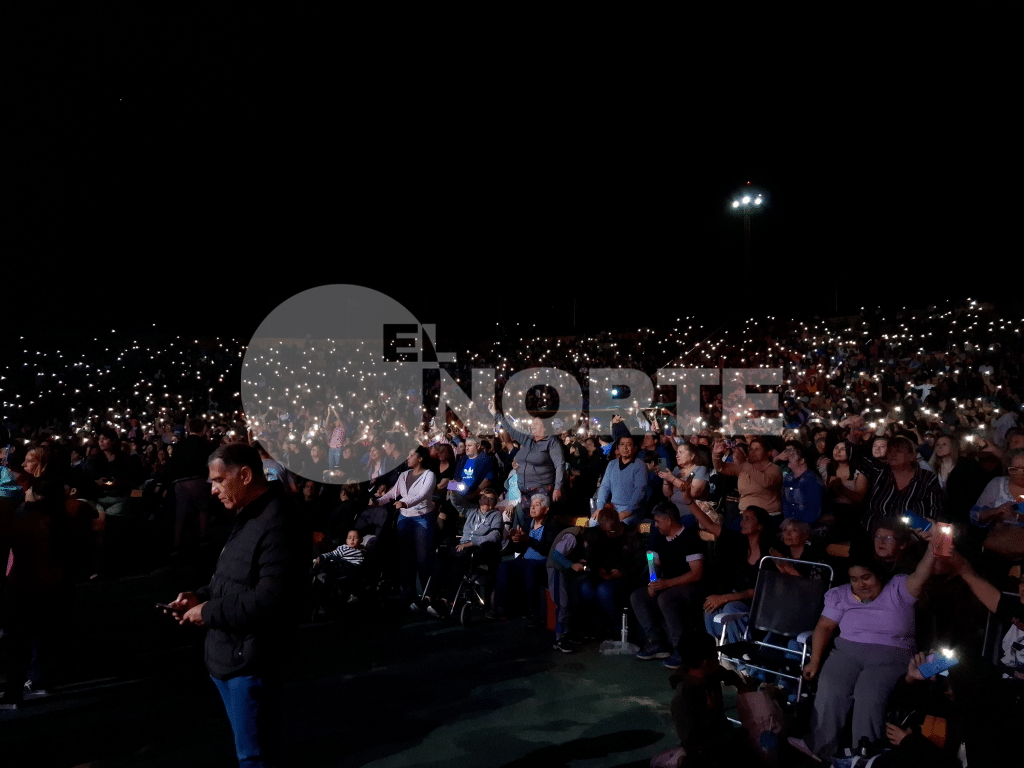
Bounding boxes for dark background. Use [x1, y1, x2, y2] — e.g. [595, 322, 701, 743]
[7, 52, 1020, 348]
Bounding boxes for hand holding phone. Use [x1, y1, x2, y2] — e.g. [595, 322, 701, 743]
[933, 524, 954, 557]
[916, 652, 959, 679]
[901, 511, 933, 532]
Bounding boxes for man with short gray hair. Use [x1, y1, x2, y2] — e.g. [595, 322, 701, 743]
[166, 442, 305, 767]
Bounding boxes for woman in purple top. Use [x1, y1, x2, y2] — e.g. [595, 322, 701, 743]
[792, 535, 939, 762]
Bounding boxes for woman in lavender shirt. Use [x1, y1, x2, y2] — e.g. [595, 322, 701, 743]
[792, 534, 939, 762]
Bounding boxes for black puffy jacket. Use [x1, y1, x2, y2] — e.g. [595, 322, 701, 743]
[195, 486, 306, 679]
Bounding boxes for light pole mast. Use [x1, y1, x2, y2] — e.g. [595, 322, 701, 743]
[730, 181, 765, 273]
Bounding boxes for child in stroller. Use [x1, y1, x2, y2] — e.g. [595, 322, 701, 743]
[311, 530, 367, 617]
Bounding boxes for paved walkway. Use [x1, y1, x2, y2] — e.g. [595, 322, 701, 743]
[1, 551, 713, 768]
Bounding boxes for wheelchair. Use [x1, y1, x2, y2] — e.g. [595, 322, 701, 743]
[420, 543, 497, 626]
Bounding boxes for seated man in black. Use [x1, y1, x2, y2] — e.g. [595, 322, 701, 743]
[630, 501, 705, 670]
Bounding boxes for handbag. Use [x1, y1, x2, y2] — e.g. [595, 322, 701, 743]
[983, 522, 1024, 558]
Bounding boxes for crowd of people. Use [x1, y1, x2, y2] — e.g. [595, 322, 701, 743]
[2, 297, 1023, 765]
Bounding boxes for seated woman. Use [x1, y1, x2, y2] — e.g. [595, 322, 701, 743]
[789, 537, 938, 762]
[675, 485, 769, 645]
[969, 448, 1024, 561]
[489, 493, 559, 627]
[365, 444, 387, 484]
[861, 517, 919, 578]
[821, 438, 868, 538]
[659, 442, 712, 525]
[863, 435, 943, 533]
[929, 435, 987, 527]
[770, 518, 826, 578]
[711, 436, 782, 533]
[83, 427, 137, 515]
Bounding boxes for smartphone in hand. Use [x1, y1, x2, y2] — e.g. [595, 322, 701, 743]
[901, 511, 933, 532]
[917, 653, 959, 679]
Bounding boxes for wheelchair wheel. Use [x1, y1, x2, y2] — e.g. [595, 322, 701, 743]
[460, 601, 477, 627]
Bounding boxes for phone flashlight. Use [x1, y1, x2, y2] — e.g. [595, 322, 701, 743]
[934, 524, 954, 557]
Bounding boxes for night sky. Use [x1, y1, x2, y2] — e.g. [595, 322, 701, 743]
[9, 90, 1019, 351]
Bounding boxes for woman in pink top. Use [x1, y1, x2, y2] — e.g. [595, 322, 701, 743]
[791, 537, 939, 762]
[711, 436, 782, 513]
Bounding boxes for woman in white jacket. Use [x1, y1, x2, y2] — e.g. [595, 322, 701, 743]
[371, 445, 437, 608]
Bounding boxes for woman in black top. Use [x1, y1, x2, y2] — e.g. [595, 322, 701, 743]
[928, 435, 987, 526]
[678, 480, 771, 643]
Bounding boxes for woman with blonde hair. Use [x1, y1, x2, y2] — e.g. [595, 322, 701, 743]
[929, 434, 986, 526]
[21, 446, 50, 478]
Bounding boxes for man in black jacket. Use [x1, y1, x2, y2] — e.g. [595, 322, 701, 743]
[167, 443, 305, 768]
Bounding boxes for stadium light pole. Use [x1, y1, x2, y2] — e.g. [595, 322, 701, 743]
[729, 182, 765, 272]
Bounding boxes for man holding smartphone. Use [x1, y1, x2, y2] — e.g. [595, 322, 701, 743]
[166, 443, 305, 768]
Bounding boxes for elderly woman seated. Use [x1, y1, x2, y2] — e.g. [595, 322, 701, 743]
[488, 493, 560, 627]
[769, 518, 826, 578]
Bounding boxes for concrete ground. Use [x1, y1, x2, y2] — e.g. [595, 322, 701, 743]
[1, 547, 743, 768]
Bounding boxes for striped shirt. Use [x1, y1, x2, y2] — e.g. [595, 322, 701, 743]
[865, 464, 943, 531]
[322, 544, 365, 566]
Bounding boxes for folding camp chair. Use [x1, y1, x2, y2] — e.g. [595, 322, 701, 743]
[713, 555, 833, 701]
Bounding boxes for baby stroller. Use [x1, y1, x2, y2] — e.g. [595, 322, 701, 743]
[308, 504, 396, 621]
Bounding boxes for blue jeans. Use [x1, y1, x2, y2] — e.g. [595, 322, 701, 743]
[397, 514, 434, 603]
[578, 577, 630, 636]
[548, 567, 578, 637]
[212, 674, 282, 767]
[328, 447, 341, 470]
[703, 600, 750, 644]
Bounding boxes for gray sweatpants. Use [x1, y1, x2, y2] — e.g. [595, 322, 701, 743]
[808, 637, 911, 760]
